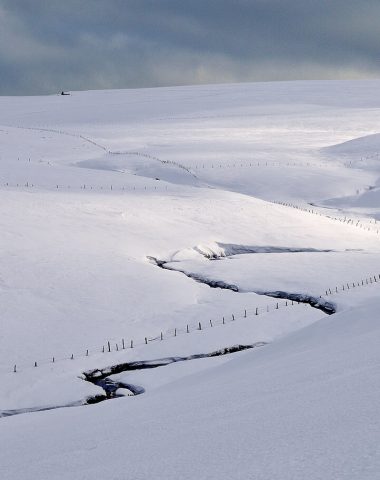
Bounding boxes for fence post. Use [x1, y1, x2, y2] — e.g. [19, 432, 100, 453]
[210, 319, 213, 327]
[145, 337, 148, 344]
[107, 341, 111, 352]
[186, 324, 189, 333]
[131, 340, 134, 348]
[255, 307, 258, 315]
[122, 338, 125, 349]
[244, 309, 247, 318]
[13, 364, 16, 373]
[198, 322, 202, 330]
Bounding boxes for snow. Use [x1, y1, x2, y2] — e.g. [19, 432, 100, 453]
[1, 79, 380, 479]
[2, 297, 380, 480]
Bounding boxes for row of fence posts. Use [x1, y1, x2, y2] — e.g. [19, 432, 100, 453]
[188, 161, 332, 170]
[186, 152, 380, 170]
[2, 182, 169, 192]
[322, 274, 380, 297]
[12, 299, 297, 372]
[6, 149, 379, 175]
[273, 200, 379, 234]
[12, 272, 380, 373]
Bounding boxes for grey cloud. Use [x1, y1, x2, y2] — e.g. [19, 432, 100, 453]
[0, 0, 380, 95]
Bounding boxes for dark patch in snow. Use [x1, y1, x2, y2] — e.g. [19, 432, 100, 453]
[1, 344, 265, 418]
[147, 256, 239, 291]
[200, 243, 334, 259]
[83, 343, 265, 386]
[148, 256, 336, 314]
[256, 291, 336, 315]
[0, 400, 83, 418]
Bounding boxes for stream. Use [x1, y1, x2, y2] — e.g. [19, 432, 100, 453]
[1, 343, 266, 418]
[147, 255, 337, 315]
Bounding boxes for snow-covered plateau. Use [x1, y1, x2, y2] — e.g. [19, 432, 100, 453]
[1, 80, 380, 479]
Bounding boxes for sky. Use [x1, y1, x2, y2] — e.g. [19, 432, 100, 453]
[1, 0, 380, 95]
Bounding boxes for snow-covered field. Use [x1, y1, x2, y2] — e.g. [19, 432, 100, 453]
[1, 80, 380, 479]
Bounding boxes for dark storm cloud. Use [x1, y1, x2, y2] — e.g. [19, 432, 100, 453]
[0, 0, 379, 95]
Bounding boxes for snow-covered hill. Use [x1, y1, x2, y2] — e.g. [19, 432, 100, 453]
[1, 80, 380, 479]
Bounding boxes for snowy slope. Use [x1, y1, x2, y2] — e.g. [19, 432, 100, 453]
[1, 80, 380, 479]
[2, 296, 380, 480]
